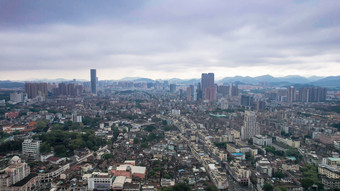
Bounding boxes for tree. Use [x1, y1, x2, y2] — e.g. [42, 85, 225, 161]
[263, 183, 273, 191]
[141, 142, 148, 148]
[206, 185, 219, 191]
[214, 142, 227, 148]
[34, 120, 48, 132]
[245, 152, 251, 161]
[133, 138, 140, 144]
[172, 183, 191, 191]
[54, 145, 66, 157]
[40, 142, 51, 153]
[0, 140, 22, 153]
[273, 171, 286, 179]
[227, 155, 235, 162]
[145, 125, 156, 132]
[154, 167, 161, 172]
[103, 154, 114, 160]
[164, 125, 171, 131]
[301, 178, 314, 190]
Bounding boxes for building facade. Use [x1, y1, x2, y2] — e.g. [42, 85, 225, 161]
[22, 139, 41, 160]
[91, 69, 97, 94]
[241, 111, 259, 140]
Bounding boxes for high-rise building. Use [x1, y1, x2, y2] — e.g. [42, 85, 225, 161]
[310, 87, 327, 102]
[298, 87, 327, 102]
[255, 101, 266, 111]
[58, 82, 67, 95]
[91, 69, 97, 94]
[241, 111, 260, 140]
[205, 86, 217, 101]
[170, 84, 176, 93]
[201, 73, 217, 101]
[24, 83, 48, 98]
[218, 85, 229, 97]
[230, 84, 239, 97]
[22, 139, 41, 160]
[299, 88, 310, 102]
[240, 95, 253, 107]
[287, 86, 296, 103]
[187, 87, 192, 101]
[190, 85, 195, 99]
[196, 83, 203, 100]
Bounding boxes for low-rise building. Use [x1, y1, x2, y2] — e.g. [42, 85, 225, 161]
[253, 135, 272, 146]
[318, 164, 340, 189]
[0, 156, 39, 191]
[22, 139, 41, 160]
[88, 172, 113, 191]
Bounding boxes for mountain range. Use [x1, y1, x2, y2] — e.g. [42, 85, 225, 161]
[121, 75, 339, 87]
[0, 75, 339, 88]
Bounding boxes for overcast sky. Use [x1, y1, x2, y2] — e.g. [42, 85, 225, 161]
[1, 0, 340, 81]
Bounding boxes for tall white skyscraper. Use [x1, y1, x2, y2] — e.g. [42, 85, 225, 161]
[241, 111, 260, 140]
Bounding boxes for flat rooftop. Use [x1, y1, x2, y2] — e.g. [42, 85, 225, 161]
[12, 173, 37, 187]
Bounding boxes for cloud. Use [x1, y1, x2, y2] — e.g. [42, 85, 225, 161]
[0, 0, 340, 80]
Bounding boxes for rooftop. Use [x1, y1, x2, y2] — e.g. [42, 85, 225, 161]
[328, 157, 340, 161]
[12, 173, 37, 187]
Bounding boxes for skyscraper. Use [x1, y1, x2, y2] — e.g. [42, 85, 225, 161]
[218, 85, 229, 97]
[24, 83, 48, 98]
[201, 73, 216, 101]
[287, 86, 296, 103]
[170, 84, 176, 93]
[186, 87, 192, 101]
[190, 85, 195, 99]
[90, 69, 96, 94]
[241, 111, 260, 140]
[230, 84, 239, 97]
[241, 95, 253, 107]
[299, 87, 327, 102]
[196, 83, 203, 100]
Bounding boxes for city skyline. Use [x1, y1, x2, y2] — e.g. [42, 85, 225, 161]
[1, 1, 340, 190]
[0, 72, 337, 82]
[1, 0, 340, 80]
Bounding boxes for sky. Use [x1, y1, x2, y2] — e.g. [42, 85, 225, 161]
[0, 0, 340, 81]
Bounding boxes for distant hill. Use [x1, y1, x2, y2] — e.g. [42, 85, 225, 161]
[277, 75, 310, 84]
[217, 75, 339, 87]
[254, 75, 281, 83]
[117, 75, 339, 87]
[219, 76, 255, 84]
[0, 81, 24, 89]
[133, 78, 154, 83]
[2, 75, 339, 88]
[168, 78, 200, 85]
[120, 77, 142, 81]
[311, 76, 340, 87]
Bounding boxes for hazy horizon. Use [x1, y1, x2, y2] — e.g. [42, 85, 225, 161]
[1, 0, 340, 80]
[0, 73, 330, 82]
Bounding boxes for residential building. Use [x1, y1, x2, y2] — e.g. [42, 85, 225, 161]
[24, 83, 48, 98]
[241, 111, 259, 140]
[88, 172, 113, 191]
[0, 156, 39, 191]
[253, 135, 272, 146]
[22, 139, 41, 160]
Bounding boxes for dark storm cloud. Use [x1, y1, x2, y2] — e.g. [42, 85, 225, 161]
[0, 0, 340, 79]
